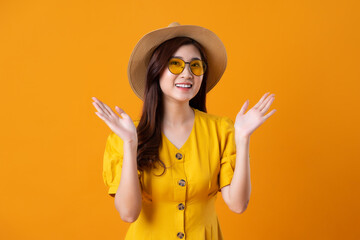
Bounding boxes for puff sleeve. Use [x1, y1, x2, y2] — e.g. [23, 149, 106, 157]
[102, 131, 141, 197]
[218, 116, 237, 191]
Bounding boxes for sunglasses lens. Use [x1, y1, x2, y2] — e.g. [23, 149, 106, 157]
[190, 60, 206, 76]
[168, 58, 206, 76]
[168, 58, 185, 74]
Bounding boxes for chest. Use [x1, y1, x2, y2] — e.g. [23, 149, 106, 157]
[140, 126, 222, 202]
[162, 124, 193, 150]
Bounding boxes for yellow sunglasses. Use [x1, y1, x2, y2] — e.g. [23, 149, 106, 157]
[168, 57, 207, 76]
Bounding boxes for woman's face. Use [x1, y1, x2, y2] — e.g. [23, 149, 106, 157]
[159, 44, 204, 104]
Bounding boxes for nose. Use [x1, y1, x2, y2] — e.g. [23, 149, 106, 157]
[180, 63, 194, 78]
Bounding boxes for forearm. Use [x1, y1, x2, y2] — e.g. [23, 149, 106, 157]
[228, 136, 251, 213]
[114, 141, 142, 222]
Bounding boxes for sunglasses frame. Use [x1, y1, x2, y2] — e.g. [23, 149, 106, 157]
[167, 57, 207, 76]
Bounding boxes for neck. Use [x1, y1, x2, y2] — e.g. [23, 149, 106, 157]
[162, 98, 194, 127]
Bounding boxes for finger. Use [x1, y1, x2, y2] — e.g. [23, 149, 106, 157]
[92, 97, 106, 107]
[253, 92, 270, 109]
[263, 109, 276, 121]
[259, 94, 275, 112]
[95, 111, 110, 122]
[93, 99, 112, 116]
[235, 100, 248, 122]
[92, 96, 100, 102]
[92, 102, 111, 119]
[238, 99, 249, 115]
[260, 96, 275, 114]
[115, 106, 127, 119]
[102, 102, 117, 118]
[92, 102, 107, 116]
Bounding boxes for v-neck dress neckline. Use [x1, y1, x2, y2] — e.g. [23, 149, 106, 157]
[161, 107, 197, 152]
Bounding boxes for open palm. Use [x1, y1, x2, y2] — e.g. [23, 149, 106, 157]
[91, 97, 137, 143]
[234, 92, 276, 139]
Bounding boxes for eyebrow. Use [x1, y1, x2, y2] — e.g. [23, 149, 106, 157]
[172, 56, 201, 61]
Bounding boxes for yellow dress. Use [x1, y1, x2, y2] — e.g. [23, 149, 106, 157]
[103, 107, 237, 240]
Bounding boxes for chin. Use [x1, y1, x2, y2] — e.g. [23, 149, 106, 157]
[174, 97, 193, 103]
[165, 94, 194, 103]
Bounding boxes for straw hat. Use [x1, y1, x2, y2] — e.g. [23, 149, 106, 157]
[127, 22, 227, 101]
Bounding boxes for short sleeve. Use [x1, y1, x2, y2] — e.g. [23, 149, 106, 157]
[218, 116, 237, 191]
[102, 131, 141, 197]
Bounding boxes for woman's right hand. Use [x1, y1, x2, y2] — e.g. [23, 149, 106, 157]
[91, 97, 137, 144]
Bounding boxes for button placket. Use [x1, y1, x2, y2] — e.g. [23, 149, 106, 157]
[173, 151, 186, 239]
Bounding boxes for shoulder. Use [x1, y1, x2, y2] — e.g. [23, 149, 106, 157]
[194, 108, 234, 127]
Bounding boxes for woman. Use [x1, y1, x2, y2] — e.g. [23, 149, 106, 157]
[92, 22, 276, 239]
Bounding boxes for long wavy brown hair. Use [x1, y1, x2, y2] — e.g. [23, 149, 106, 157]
[136, 37, 209, 176]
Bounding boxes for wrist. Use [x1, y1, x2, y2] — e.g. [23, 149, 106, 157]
[235, 133, 250, 146]
[235, 130, 250, 140]
[123, 139, 138, 149]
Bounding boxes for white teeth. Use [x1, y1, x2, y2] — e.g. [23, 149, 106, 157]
[175, 84, 192, 88]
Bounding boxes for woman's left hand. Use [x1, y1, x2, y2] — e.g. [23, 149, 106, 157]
[234, 92, 276, 139]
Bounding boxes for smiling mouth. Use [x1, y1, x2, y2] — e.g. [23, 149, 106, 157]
[175, 83, 192, 88]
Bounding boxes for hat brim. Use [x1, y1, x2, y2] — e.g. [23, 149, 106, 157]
[127, 24, 227, 101]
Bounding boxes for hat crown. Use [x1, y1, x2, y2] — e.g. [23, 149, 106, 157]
[168, 22, 181, 27]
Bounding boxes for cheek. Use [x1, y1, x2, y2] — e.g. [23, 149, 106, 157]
[159, 71, 174, 91]
[195, 77, 203, 89]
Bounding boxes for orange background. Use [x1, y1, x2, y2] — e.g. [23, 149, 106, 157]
[1, 0, 359, 239]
